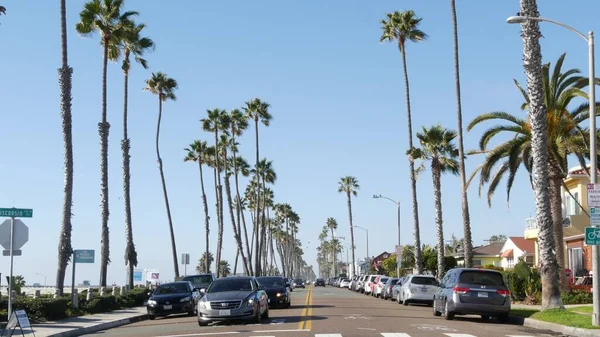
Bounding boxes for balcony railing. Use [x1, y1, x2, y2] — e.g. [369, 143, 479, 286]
[525, 217, 537, 230]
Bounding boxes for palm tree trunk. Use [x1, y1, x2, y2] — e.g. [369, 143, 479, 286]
[259, 178, 268, 276]
[450, 0, 473, 268]
[213, 130, 222, 277]
[197, 159, 211, 274]
[156, 98, 180, 278]
[432, 159, 445, 280]
[224, 164, 249, 275]
[254, 118, 261, 276]
[347, 191, 356, 277]
[99, 41, 111, 288]
[55, 0, 74, 296]
[549, 172, 567, 289]
[122, 58, 136, 290]
[519, 0, 563, 310]
[399, 43, 423, 275]
[240, 205, 253, 275]
[233, 248, 240, 275]
[232, 137, 253, 275]
[331, 228, 336, 277]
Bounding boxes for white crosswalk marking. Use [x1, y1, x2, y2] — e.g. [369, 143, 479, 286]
[443, 334, 478, 337]
[381, 333, 411, 337]
[506, 336, 536, 337]
[314, 334, 343, 337]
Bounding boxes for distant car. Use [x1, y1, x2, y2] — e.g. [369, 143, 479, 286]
[339, 278, 350, 288]
[181, 273, 216, 292]
[197, 276, 269, 326]
[292, 279, 305, 288]
[146, 281, 201, 320]
[256, 276, 291, 308]
[398, 274, 438, 305]
[314, 278, 326, 287]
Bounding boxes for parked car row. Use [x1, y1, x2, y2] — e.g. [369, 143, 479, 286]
[145, 273, 306, 326]
[340, 268, 512, 322]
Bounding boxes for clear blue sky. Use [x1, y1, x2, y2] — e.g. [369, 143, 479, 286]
[0, 0, 597, 286]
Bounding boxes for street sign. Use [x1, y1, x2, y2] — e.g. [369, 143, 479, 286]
[0, 208, 32, 218]
[0, 219, 29, 250]
[181, 253, 190, 265]
[74, 250, 95, 263]
[2, 250, 21, 256]
[586, 227, 600, 245]
[592, 208, 600, 226]
[587, 184, 600, 207]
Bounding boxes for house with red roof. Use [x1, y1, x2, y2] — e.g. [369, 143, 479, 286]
[499, 237, 535, 268]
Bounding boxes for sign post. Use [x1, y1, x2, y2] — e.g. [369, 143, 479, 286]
[0, 208, 32, 320]
[181, 253, 190, 276]
[587, 183, 600, 325]
[72, 250, 95, 308]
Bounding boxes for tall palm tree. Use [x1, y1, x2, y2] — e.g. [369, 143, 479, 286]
[243, 98, 272, 276]
[197, 251, 214, 273]
[517, 0, 563, 310]
[409, 125, 459, 280]
[201, 109, 230, 277]
[144, 72, 180, 278]
[449, 0, 473, 268]
[219, 260, 231, 277]
[75, 0, 138, 287]
[338, 176, 359, 277]
[380, 10, 427, 274]
[467, 53, 593, 289]
[228, 155, 251, 274]
[55, 0, 75, 296]
[252, 159, 277, 275]
[120, 20, 154, 290]
[184, 140, 211, 273]
[326, 218, 338, 276]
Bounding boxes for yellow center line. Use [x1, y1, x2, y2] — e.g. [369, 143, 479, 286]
[297, 285, 313, 330]
[305, 285, 313, 330]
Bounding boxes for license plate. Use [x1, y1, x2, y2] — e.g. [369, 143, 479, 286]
[163, 305, 172, 310]
[219, 309, 231, 316]
[478, 292, 488, 298]
[421, 288, 428, 292]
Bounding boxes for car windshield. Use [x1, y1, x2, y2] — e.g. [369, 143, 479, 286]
[294, 279, 303, 283]
[182, 275, 213, 286]
[380, 277, 389, 283]
[411, 277, 438, 286]
[154, 283, 189, 294]
[207, 279, 254, 293]
[389, 279, 398, 285]
[257, 277, 284, 287]
[459, 271, 504, 286]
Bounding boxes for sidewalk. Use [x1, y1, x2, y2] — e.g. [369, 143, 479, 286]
[511, 303, 586, 310]
[11, 307, 148, 337]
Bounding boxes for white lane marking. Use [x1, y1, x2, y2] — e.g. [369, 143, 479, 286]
[315, 334, 343, 337]
[381, 334, 411, 337]
[413, 324, 456, 331]
[506, 336, 536, 337]
[156, 332, 240, 337]
[444, 334, 478, 337]
[270, 319, 286, 324]
[252, 329, 310, 333]
[357, 327, 376, 331]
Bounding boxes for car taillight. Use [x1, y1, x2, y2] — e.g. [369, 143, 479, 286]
[453, 286, 470, 294]
[497, 289, 511, 297]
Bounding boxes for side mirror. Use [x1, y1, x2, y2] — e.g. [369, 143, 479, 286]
[200, 288, 206, 294]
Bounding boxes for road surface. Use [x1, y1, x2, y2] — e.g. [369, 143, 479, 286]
[85, 285, 563, 337]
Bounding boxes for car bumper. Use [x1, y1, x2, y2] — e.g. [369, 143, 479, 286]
[147, 302, 194, 316]
[406, 292, 434, 302]
[267, 295, 289, 307]
[198, 306, 257, 321]
[451, 298, 511, 315]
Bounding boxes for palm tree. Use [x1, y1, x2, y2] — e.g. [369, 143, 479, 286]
[244, 98, 272, 276]
[326, 218, 338, 276]
[219, 260, 231, 277]
[467, 53, 593, 289]
[55, 0, 75, 296]
[75, 0, 138, 287]
[380, 10, 427, 274]
[228, 155, 251, 273]
[253, 159, 277, 275]
[144, 72, 180, 279]
[184, 140, 211, 273]
[338, 176, 359, 277]
[197, 252, 214, 273]
[517, 0, 563, 310]
[120, 20, 154, 290]
[449, 0, 473, 268]
[201, 109, 230, 277]
[0, 6, 5, 18]
[409, 125, 459, 280]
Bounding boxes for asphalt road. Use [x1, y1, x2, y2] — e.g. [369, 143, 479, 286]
[85, 285, 565, 337]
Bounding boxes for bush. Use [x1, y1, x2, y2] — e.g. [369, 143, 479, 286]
[562, 290, 592, 304]
[0, 297, 70, 322]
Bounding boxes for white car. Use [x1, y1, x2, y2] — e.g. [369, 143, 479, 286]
[398, 274, 439, 305]
[339, 278, 350, 287]
[372, 276, 389, 298]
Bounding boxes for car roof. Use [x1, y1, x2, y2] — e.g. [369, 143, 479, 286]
[215, 276, 254, 280]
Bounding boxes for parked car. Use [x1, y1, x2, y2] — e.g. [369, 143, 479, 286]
[372, 276, 389, 298]
[197, 276, 269, 326]
[181, 273, 215, 292]
[339, 278, 350, 288]
[381, 277, 399, 300]
[356, 275, 367, 293]
[147, 281, 201, 320]
[314, 278, 326, 287]
[433, 268, 511, 322]
[398, 274, 438, 305]
[364, 275, 381, 295]
[391, 276, 407, 300]
[293, 279, 305, 288]
[256, 276, 291, 308]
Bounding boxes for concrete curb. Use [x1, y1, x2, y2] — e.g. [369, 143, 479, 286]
[41, 314, 148, 337]
[509, 315, 600, 337]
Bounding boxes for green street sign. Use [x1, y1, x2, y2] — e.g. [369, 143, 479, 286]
[0, 208, 33, 218]
[74, 250, 95, 263]
[585, 227, 600, 245]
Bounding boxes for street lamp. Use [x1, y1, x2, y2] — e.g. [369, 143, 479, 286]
[352, 225, 369, 259]
[507, 15, 598, 326]
[373, 194, 401, 276]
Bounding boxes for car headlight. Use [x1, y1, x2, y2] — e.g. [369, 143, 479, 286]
[180, 296, 191, 303]
[245, 298, 255, 307]
[198, 299, 208, 309]
[276, 293, 282, 297]
[147, 299, 157, 305]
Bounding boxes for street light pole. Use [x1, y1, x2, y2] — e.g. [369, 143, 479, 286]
[352, 225, 369, 259]
[507, 15, 598, 326]
[373, 194, 401, 276]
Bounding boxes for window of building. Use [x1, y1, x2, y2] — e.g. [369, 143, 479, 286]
[472, 260, 481, 267]
[565, 192, 580, 216]
[525, 255, 534, 266]
[383, 254, 389, 258]
[506, 256, 514, 268]
[568, 248, 583, 273]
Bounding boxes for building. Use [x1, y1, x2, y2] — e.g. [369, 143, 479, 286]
[453, 242, 503, 267]
[524, 165, 594, 274]
[371, 251, 391, 272]
[499, 237, 535, 268]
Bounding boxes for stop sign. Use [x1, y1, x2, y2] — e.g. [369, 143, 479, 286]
[0, 219, 29, 250]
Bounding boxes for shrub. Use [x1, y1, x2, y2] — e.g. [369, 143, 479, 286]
[561, 290, 592, 304]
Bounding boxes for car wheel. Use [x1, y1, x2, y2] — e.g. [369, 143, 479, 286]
[148, 314, 156, 320]
[443, 301, 455, 320]
[397, 293, 402, 304]
[261, 307, 269, 319]
[497, 313, 509, 323]
[433, 298, 441, 316]
[481, 315, 490, 321]
[198, 319, 209, 327]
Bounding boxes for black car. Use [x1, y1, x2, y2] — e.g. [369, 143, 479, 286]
[293, 279, 305, 288]
[147, 281, 201, 320]
[256, 276, 291, 308]
[181, 273, 215, 292]
[314, 278, 325, 287]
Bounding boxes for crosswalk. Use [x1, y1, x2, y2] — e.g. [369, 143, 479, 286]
[308, 334, 541, 337]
